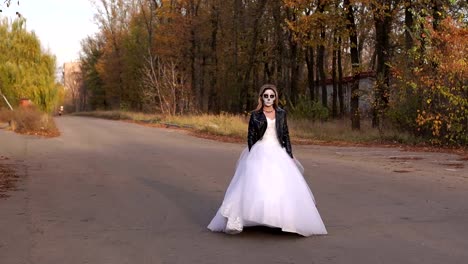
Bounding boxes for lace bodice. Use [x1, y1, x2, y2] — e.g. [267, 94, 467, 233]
[260, 118, 280, 145]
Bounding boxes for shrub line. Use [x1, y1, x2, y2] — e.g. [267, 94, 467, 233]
[73, 111, 466, 155]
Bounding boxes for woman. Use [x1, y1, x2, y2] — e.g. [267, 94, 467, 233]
[207, 84, 327, 236]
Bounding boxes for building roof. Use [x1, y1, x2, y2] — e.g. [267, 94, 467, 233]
[325, 71, 375, 85]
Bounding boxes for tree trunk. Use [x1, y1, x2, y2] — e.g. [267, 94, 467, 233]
[344, 0, 360, 130]
[318, 1, 327, 109]
[337, 37, 344, 116]
[272, 0, 285, 104]
[318, 41, 327, 109]
[332, 37, 337, 118]
[241, 0, 268, 111]
[208, 2, 219, 113]
[405, 0, 414, 51]
[233, 0, 242, 112]
[315, 57, 320, 103]
[190, 27, 199, 110]
[432, 0, 445, 31]
[290, 37, 299, 106]
[305, 46, 315, 102]
[372, 2, 392, 128]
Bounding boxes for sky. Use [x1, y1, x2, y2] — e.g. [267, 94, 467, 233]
[1, 0, 99, 68]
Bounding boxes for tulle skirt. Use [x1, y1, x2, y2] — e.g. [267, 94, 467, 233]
[207, 139, 327, 236]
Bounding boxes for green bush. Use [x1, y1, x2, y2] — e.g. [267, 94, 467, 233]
[387, 91, 420, 133]
[289, 96, 329, 121]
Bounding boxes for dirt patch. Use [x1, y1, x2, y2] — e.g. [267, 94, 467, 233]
[15, 129, 60, 138]
[123, 120, 173, 129]
[0, 160, 19, 199]
[439, 162, 465, 169]
[189, 131, 244, 144]
[393, 169, 414, 173]
[389, 156, 425, 161]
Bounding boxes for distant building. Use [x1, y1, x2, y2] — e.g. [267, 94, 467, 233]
[63, 61, 82, 90]
[63, 61, 85, 112]
[323, 71, 376, 114]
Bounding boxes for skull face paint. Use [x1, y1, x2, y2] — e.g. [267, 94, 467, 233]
[262, 89, 276, 107]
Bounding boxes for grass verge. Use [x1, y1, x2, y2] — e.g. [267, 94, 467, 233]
[74, 111, 466, 154]
[74, 111, 247, 136]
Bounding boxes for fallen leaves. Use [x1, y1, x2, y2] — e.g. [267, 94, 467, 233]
[0, 162, 18, 199]
[16, 129, 60, 138]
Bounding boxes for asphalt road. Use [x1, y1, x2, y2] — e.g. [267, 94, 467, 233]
[1, 116, 467, 264]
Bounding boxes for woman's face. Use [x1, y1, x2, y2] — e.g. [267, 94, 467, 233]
[262, 89, 276, 107]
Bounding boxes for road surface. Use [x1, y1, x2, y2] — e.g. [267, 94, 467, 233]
[1, 116, 467, 264]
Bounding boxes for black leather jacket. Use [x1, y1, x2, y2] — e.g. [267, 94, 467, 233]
[247, 107, 293, 158]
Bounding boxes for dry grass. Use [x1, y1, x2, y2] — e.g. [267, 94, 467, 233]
[75, 111, 161, 122]
[0, 107, 59, 137]
[73, 110, 124, 120]
[75, 111, 425, 145]
[75, 111, 248, 137]
[289, 118, 420, 144]
[0, 109, 13, 123]
[165, 114, 247, 137]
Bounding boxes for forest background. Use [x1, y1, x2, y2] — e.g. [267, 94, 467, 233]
[1, 0, 467, 146]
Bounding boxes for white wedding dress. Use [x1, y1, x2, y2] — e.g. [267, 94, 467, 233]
[208, 117, 327, 236]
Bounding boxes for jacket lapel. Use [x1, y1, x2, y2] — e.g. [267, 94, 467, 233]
[256, 110, 266, 123]
[276, 108, 281, 130]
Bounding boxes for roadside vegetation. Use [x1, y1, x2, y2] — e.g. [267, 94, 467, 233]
[0, 107, 59, 137]
[74, 111, 430, 147]
[0, 18, 62, 137]
[2, 4, 466, 149]
[75, 2, 466, 148]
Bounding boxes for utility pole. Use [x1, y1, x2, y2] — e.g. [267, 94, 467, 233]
[0, 88, 14, 111]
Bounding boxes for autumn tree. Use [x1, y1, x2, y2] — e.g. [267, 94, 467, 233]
[80, 35, 106, 110]
[391, 16, 467, 145]
[0, 18, 62, 113]
[78, 0, 467, 145]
